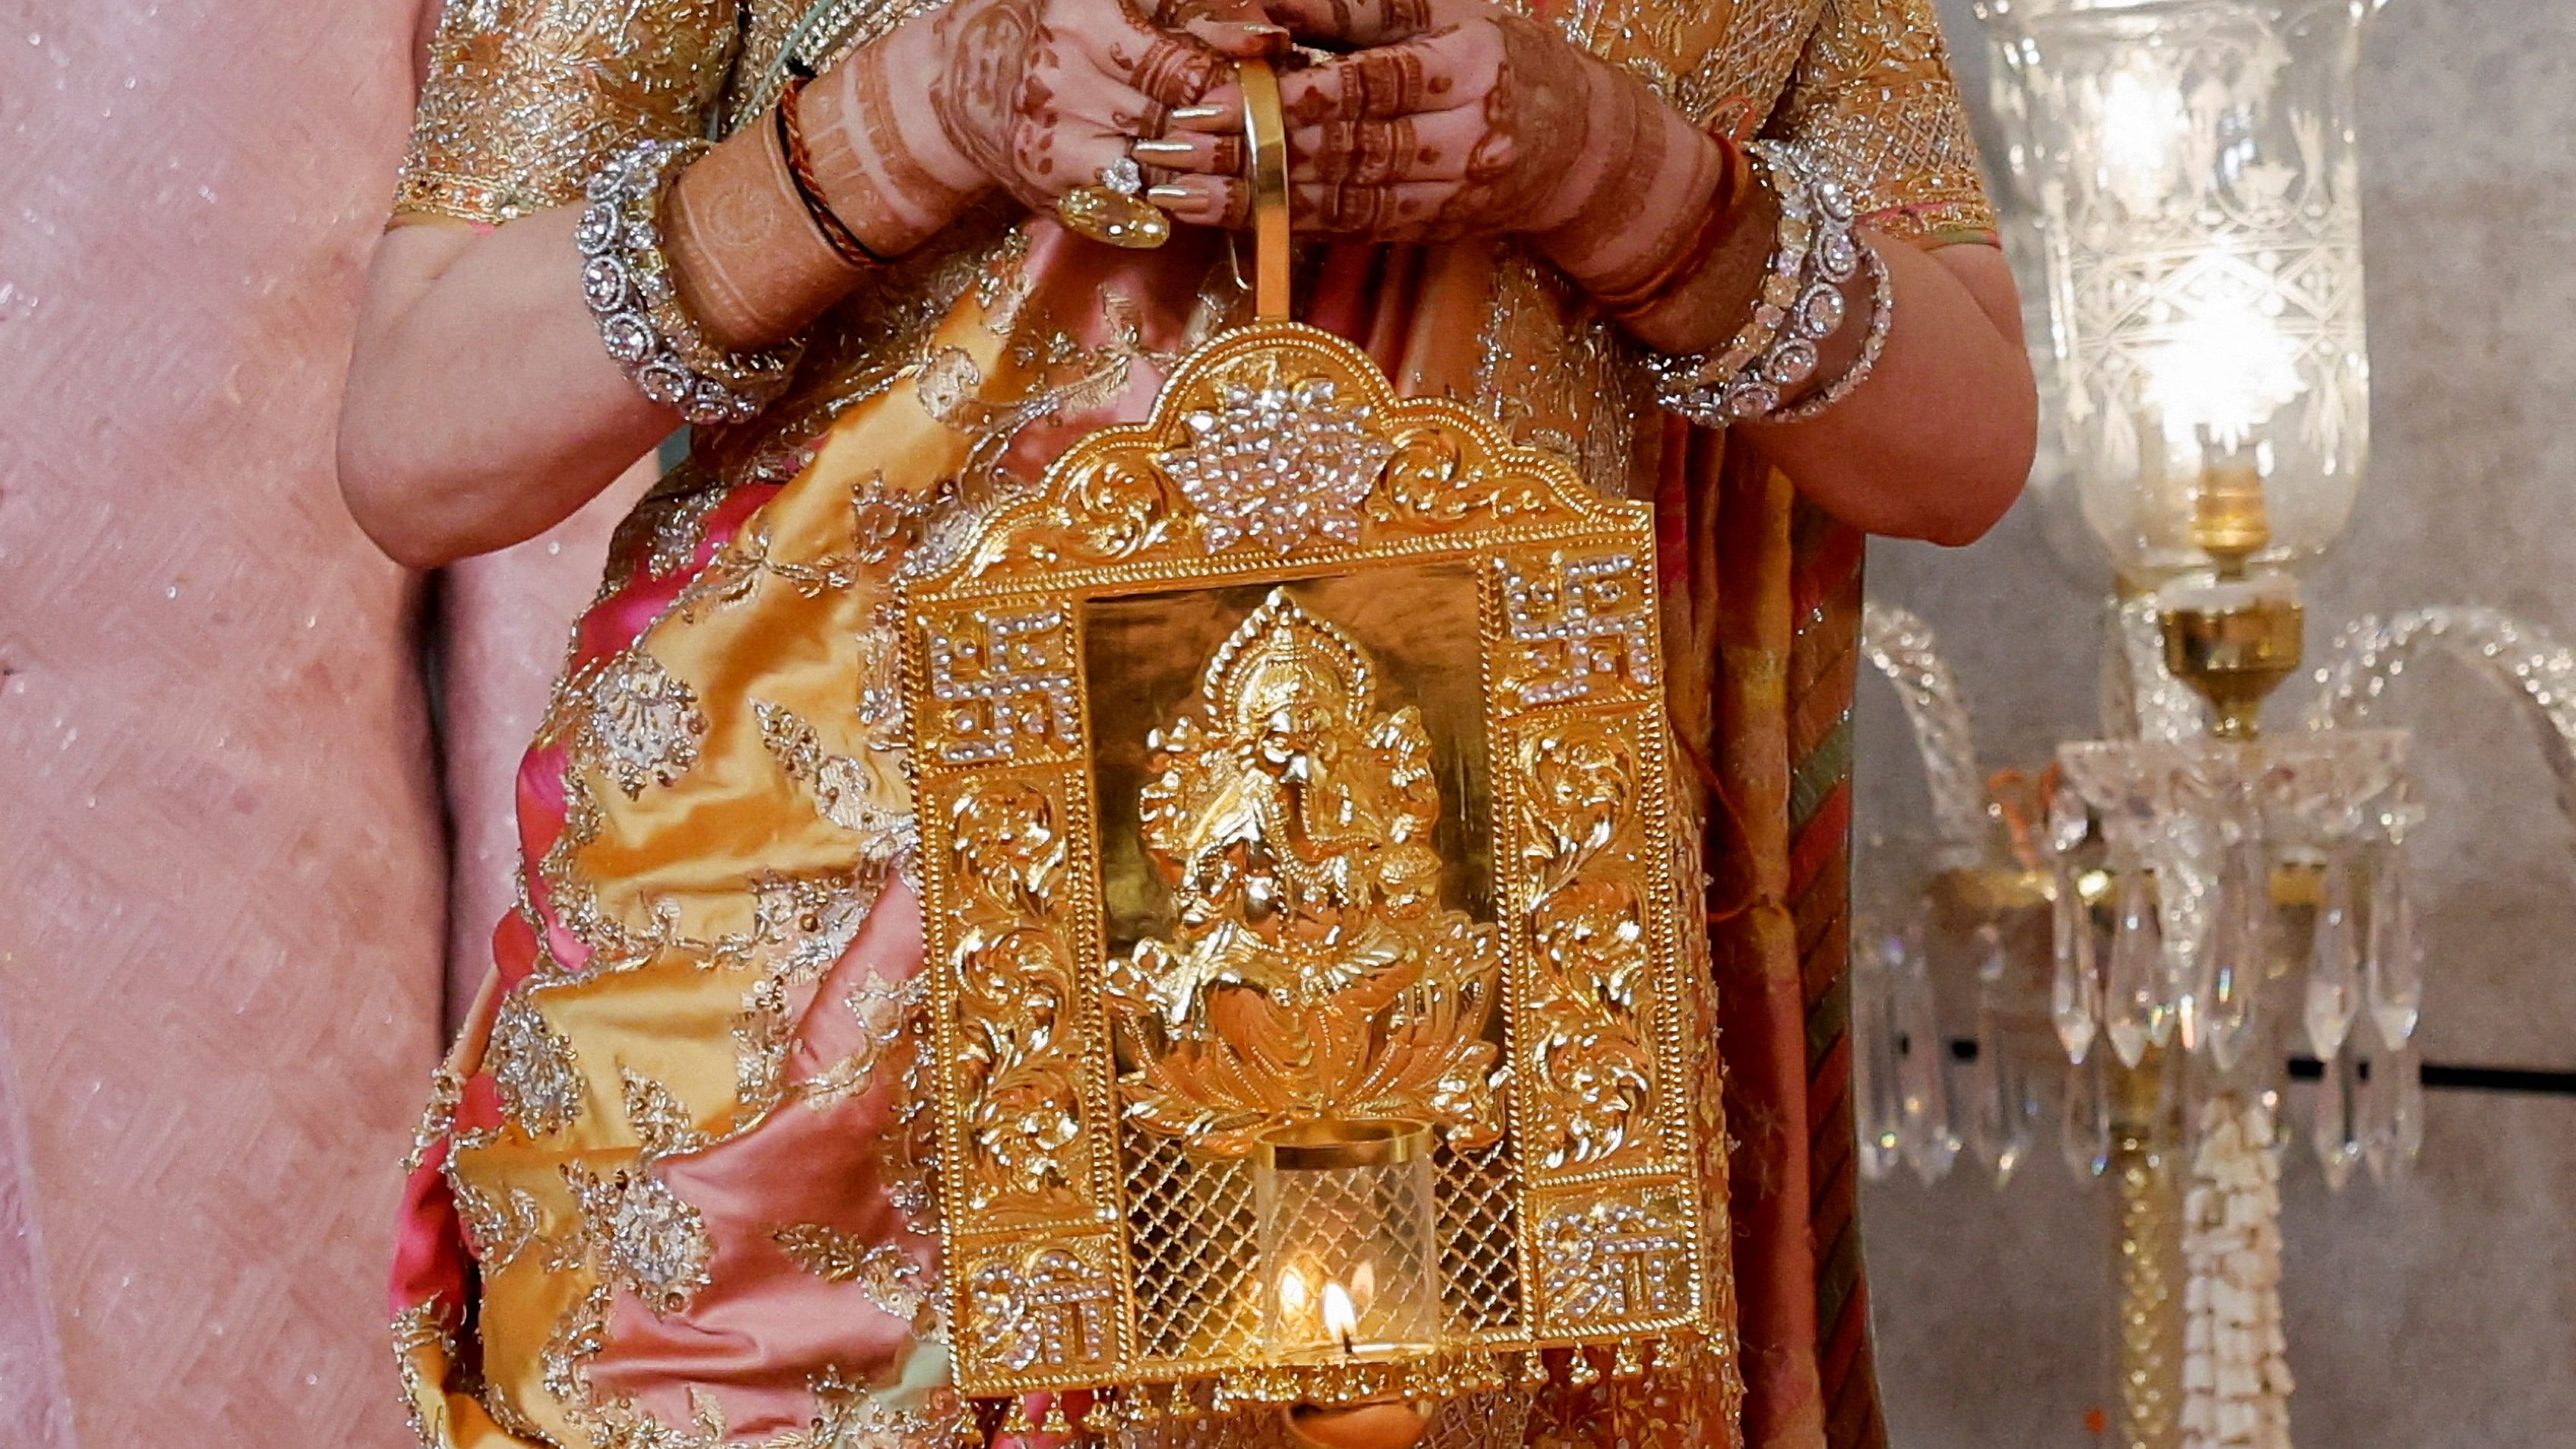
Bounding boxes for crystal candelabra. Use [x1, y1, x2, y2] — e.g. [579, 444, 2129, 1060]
[1856, 598, 2576, 1449]
[1870, 2, 2421, 1444]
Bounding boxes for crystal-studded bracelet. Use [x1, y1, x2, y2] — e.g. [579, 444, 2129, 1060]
[577, 138, 803, 427]
[1648, 142, 1818, 428]
[1652, 141, 1867, 428]
[1769, 239, 1893, 425]
[1734, 152, 1863, 416]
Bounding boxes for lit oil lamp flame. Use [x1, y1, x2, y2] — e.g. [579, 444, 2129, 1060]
[1321, 1280, 1360, 1357]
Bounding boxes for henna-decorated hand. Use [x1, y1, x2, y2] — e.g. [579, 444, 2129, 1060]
[918, 0, 1283, 210]
[1144, 0, 1727, 279]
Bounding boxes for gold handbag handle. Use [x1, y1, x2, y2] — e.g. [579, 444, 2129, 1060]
[1238, 58, 1292, 320]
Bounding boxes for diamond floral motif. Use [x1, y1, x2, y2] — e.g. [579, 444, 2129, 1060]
[565, 1162, 713, 1315]
[487, 992, 584, 1138]
[1157, 377, 1396, 554]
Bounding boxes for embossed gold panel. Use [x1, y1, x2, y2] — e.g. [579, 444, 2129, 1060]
[900, 317, 1718, 1403]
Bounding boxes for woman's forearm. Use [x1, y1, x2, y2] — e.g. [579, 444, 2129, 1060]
[1512, 81, 2033, 545]
[339, 210, 677, 569]
[1568, 172, 2034, 545]
[1741, 238, 2035, 546]
[337, 17, 984, 570]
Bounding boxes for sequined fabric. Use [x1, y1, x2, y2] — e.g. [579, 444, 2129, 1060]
[390, 2, 1998, 1447]
[396, 0, 746, 224]
[1768, 0, 1997, 242]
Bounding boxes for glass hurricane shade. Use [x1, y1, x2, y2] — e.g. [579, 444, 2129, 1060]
[1978, 0, 2382, 583]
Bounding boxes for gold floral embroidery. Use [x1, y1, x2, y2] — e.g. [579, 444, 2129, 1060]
[796, 970, 921, 1109]
[479, 1384, 557, 1444]
[538, 1281, 611, 1428]
[488, 992, 586, 1138]
[885, 979, 945, 1239]
[392, 1300, 456, 1449]
[393, 0, 743, 226]
[564, 1162, 715, 1315]
[788, 1366, 973, 1449]
[588, 646, 709, 799]
[1678, 0, 1823, 131]
[402, 1065, 465, 1172]
[770, 1225, 933, 1321]
[621, 1067, 712, 1160]
[734, 867, 897, 1114]
[853, 602, 908, 731]
[754, 700, 917, 861]
[601, 461, 731, 597]
[668, 507, 882, 623]
[1473, 251, 1646, 501]
[453, 1176, 549, 1271]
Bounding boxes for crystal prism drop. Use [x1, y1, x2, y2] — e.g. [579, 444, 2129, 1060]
[2060, 1053, 2110, 1181]
[2205, 835, 2268, 1072]
[2303, 850, 2361, 1061]
[2009, 1050, 2046, 1186]
[2048, 781, 2090, 855]
[1893, 930, 1959, 1184]
[1853, 924, 1905, 1182]
[1968, 987, 2041, 1188]
[2360, 1032, 2410, 1185]
[2366, 844, 2423, 1047]
[1972, 922, 2009, 984]
[2050, 865, 2101, 1065]
[2104, 872, 2165, 1069]
[2395, 1040, 2426, 1166]
[2311, 1040, 2363, 1192]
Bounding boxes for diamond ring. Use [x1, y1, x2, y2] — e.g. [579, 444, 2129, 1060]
[1054, 156, 1171, 250]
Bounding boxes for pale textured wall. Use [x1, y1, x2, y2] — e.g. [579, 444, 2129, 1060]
[1858, 2, 2576, 1444]
[0, 2, 638, 1443]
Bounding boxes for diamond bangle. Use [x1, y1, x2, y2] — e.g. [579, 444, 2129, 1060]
[576, 138, 803, 427]
[1768, 238, 1893, 425]
[1649, 141, 1818, 428]
[1736, 153, 1862, 413]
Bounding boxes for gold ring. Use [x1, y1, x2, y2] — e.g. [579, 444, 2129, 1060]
[1055, 180, 1171, 250]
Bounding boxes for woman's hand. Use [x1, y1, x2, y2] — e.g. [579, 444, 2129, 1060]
[1144, 0, 1725, 267]
[914, 0, 1282, 210]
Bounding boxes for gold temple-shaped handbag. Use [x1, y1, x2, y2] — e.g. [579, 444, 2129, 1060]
[897, 61, 1725, 1439]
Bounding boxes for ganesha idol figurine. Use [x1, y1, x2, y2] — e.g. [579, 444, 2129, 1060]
[895, 59, 1727, 1449]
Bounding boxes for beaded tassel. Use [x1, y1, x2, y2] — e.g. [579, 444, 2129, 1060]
[1519, 1350, 1552, 1391]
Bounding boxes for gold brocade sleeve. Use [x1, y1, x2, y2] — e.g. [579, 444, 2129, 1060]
[1766, 0, 1998, 245]
[394, 0, 746, 226]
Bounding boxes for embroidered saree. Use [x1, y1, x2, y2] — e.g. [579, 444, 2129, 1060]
[386, 2, 1994, 1446]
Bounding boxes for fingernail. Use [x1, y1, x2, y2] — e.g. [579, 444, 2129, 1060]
[1131, 139, 1195, 156]
[1147, 185, 1200, 204]
[1231, 20, 1289, 33]
[1170, 104, 1230, 122]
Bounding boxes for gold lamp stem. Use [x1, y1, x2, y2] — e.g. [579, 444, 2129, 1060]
[2117, 466, 2302, 1447]
[2110, 1051, 2183, 1449]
